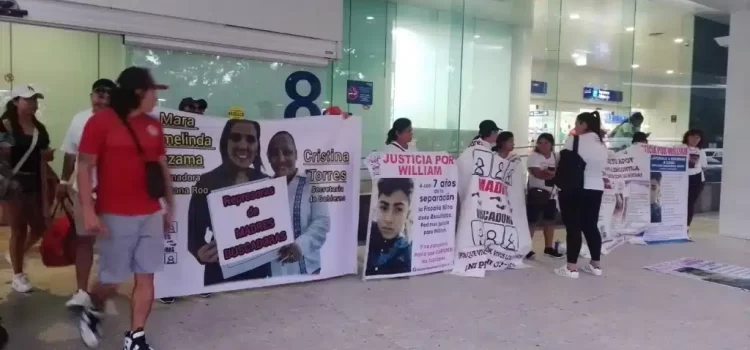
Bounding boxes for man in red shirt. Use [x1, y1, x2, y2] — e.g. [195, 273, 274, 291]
[76, 67, 173, 350]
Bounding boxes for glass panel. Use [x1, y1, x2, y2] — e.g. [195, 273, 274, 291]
[9, 24, 101, 170]
[128, 48, 333, 120]
[530, 0, 563, 145]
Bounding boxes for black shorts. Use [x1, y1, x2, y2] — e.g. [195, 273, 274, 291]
[527, 197, 557, 224]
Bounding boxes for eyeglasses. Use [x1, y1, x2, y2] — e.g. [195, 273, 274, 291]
[229, 133, 256, 143]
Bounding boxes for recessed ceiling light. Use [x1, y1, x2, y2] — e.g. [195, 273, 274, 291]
[625, 27, 635, 32]
[674, 38, 684, 43]
[569, 13, 580, 20]
[474, 34, 481, 39]
[631, 64, 640, 69]
[366, 16, 374, 20]
[666, 70, 674, 74]
[571, 52, 580, 58]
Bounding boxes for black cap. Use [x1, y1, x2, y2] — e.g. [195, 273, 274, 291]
[178, 97, 195, 112]
[195, 99, 207, 109]
[116, 67, 168, 91]
[91, 78, 116, 91]
[479, 120, 500, 134]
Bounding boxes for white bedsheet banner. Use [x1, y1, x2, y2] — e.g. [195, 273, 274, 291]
[452, 143, 531, 277]
[155, 109, 360, 297]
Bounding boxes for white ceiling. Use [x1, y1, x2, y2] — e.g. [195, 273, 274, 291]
[532, 0, 712, 77]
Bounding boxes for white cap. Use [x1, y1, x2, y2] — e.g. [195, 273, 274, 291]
[10, 85, 44, 100]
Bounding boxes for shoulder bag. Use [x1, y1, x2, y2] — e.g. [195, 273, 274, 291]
[120, 119, 166, 199]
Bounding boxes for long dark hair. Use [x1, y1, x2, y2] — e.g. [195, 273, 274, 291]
[1, 99, 46, 140]
[577, 111, 603, 142]
[386, 118, 412, 145]
[109, 86, 141, 121]
[533, 133, 555, 154]
[219, 119, 264, 172]
[682, 128, 705, 148]
[491, 131, 514, 152]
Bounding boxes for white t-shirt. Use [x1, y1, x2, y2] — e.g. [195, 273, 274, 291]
[60, 108, 94, 192]
[527, 152, 558, 192]
[563, 132, 608, 191]
[687, 146, 707, 181]
[385, 142, 417, 153]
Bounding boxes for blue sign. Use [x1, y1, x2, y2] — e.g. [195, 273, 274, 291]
[651, 155, 687, 172]
[531, 80, 548, 95]
[583, 87, 623, 102]
[605, 114, 627, 124]
[346, 80, 374, 106]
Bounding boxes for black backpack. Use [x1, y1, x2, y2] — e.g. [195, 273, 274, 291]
[555, 136, 586, 191]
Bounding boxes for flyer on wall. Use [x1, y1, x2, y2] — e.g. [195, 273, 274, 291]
[452, 143, 531, 278]
[155, 108, 361, 298]
[642, 145, 690, 244]
[363, 152, 457, 280]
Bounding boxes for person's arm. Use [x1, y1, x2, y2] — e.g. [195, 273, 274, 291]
[700, 150, 709, 168]
[59, 120, 79, 185]
[527, 154, 551, 180]
[77, 118, 105, 214]
[187, 183, 213, 263]
[294, 191, 330, 258]
[156, 125, 174, 213]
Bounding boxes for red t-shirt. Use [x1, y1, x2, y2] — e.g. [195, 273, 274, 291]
[78, 108, 165, 215]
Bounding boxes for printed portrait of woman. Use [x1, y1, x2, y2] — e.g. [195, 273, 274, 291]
[266, 131, 330, 276]
[365, 178, 413, 276]
[187, 119, 271, 286]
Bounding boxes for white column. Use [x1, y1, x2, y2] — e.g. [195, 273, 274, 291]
[508, 24, 533, 143]
[719, 10, 750, 240]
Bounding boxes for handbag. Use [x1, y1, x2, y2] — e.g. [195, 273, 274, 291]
[555, 135, 586, 191]
[0, 126, 38, 199]
[527, 187, 552, 207]
[120, 119, 166, 199]
[40, 198, 77, 267]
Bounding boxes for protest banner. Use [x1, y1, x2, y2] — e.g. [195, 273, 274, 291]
[363, 152, 457, 279]
[453, 143, 531, 277]
[645, 257, 750, 292]
[642, 145, 690, 244]
[207, 177, 294, 280]
[155, 109, 361, 297]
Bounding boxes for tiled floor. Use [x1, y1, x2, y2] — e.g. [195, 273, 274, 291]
[1, 213, 749, 349]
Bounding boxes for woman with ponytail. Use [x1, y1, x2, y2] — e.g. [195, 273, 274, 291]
[0, 86, 52, 293]
[555, 110, 608, 279]
[385, 118, 415, 152]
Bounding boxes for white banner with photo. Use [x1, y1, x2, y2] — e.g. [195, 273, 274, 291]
[642, 145, 690, 244]
[452, 143, 531, 278]
[154, 109, 361, 298]
[362, 152, 458, 279]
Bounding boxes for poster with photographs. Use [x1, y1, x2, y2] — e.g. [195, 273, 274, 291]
[642, 145, 690, 243]
[452, 143, 531, 278]
[155, 108, 361, 297]
[363, 152, 458, 280]
[645, 258, 750, 292]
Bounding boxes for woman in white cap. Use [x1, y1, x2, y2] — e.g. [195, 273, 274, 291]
[0, 85, 53, 293]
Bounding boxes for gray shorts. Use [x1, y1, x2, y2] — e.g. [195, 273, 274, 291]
[96, 213, 164, 284]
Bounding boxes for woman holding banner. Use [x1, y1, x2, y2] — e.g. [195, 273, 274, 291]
[385, 118, 416, 152]
[683, 129, 707, 227]
[188, 119, 271, 286]
[555, 111, 608, 279]
[266, 131, 330, 276]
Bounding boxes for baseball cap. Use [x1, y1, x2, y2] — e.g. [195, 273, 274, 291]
[10, 85, 44, 100]
[91, 78, 116, 91]
[323, 106, 343, 115]
[478, 120, 500, 134]
[116, 67, 168, 91]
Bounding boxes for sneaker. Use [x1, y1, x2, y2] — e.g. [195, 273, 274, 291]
[525, 251, 536, 259]
[554, 266, 579, 279]
[11, 273, 32, 293]
[544, 247, 564, 259]
[124, 328, 153, 350]
[581, 264, 603, 276]
[66, 290, 93, 309]
[158, 297, 177, 304]
[200, 293, 212, 298]
[80, 308, 103, 348]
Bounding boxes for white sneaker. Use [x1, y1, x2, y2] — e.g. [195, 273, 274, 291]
[581, 264, 603, 276]
[80, 308, 103, 348]
[554, 266, 579, 279]
[11, 273, 32, 293]
[66, 289, 93, 308]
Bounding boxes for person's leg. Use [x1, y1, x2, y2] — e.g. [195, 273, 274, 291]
[687, 179, 704, 226]
[580, 190, 604, 269]
[67, 191, 95, 308]
[558, 190, 582, 269]
[80, 214, 138, 348]
[22, 193, 45, 253]
[124, 212, 164, 349]
[525, 199, 538, 259]
[7, 196, 28, 275]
